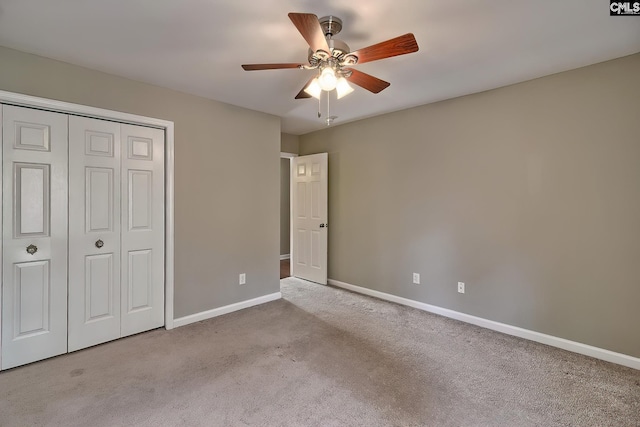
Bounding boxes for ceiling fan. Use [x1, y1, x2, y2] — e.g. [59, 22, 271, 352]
[242, 13, 419, 100]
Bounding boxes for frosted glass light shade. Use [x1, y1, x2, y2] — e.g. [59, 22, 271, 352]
[336, 77, 354, 99]
[318, 67, 338, 91]
[304, 78, 322, 99]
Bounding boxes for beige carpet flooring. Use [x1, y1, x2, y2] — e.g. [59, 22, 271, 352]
[0, 277, 639, 426]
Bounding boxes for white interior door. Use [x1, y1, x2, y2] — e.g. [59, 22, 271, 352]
[68, 116, 122, 352]
[1, 105, 68, 369]
[120, 124, 165, 336]
[291, 153, 328, 285]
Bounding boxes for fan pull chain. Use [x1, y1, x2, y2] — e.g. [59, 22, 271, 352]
[325, 91, 334, 126]
[327, 91, 330, 121]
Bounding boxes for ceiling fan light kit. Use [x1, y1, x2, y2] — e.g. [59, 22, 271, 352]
[318, 66, 338, 91]
[242, 13, 419, 124]
[304, 78, 322, 99]
[336, 77, 354, 99]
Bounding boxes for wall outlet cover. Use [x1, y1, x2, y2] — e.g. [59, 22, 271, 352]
[413, 273, 420, 284]
[458, 282, 465, 294]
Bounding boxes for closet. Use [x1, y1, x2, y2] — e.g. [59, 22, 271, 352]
[1, 104, 165, 369]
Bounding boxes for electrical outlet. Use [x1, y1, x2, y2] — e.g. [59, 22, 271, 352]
[458, 282, 465, 294]
[239, 273, 246, 285]
[413, 273, 420, 284]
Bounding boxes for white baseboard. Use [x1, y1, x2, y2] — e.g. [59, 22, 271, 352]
[280, 254, 290, 260]
[173, 292, 282, 328]
[328, 279, 640, 371]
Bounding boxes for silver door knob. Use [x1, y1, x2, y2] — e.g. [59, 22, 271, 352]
[26, 244, 38, 255]
[95, 239, 104, 248]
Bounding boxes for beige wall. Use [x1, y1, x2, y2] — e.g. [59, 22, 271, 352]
[281, 133, 300, 154]
[280, 158, 290, 256]
[0, 46, 281, 319]
[300, 53, 640, 358]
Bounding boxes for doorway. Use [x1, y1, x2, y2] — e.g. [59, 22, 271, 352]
[280, 152, 329, 285]
[280, 153, 296, 278]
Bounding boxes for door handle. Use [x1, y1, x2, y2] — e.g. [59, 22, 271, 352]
[319, 223, 328, 228]
[26, 244, 38, 255]
[95, 239, 104, 249]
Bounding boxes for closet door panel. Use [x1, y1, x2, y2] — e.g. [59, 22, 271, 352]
[68, 116, 122, 352]
[121, 124, 164, 337]
[1, 105, 68, 370]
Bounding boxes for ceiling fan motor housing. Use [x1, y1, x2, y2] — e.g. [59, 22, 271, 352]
[328, 39, 350, 57]
[308, 38, 350, 60]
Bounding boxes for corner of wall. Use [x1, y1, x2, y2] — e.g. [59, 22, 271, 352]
[280, 133, 300, 154]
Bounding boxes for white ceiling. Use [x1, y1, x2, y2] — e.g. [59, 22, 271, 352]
[0, 0, 638, 135]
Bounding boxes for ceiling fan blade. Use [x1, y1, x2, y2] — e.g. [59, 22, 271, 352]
[295, 76, 317, 99]
[346, 69, 390, 93]
[288, 13, 330, 53]
[350, 33, 419, 65]
[242, 63, 304, 71]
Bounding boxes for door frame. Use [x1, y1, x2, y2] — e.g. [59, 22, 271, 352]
[280, 152, 297, 276]
[0, 90, 176, 367]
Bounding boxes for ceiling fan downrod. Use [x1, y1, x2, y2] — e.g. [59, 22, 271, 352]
[319, 16, 343, 37]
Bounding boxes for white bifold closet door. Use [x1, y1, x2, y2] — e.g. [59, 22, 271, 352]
[68, 116, 165, 352]
[119, 124, 165, 337]
[68, 117, 122, 351]
[2, 106, 165, 368]
[1, 106, 69, 370]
